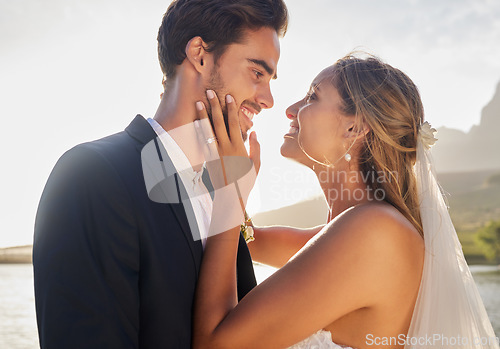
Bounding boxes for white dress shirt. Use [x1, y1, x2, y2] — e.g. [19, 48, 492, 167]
[148, 118, 213, 249]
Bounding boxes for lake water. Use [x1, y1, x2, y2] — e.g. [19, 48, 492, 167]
[1, 263, 498, 348]
[0, 264, 39, 349]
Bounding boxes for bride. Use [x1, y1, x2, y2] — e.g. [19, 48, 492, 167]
[191, 54, 499, 348]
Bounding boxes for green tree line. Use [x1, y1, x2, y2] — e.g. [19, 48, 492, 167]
[475, 220, 500, 264]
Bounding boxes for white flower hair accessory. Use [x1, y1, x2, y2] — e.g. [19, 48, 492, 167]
[419, 121, 438, 149]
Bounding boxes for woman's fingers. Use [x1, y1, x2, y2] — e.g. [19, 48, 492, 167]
[248, 131, 261, 175]
[225, 94, 243, 145]
[195, 91, 257, 195]
[206, 90, 229, 146]
[195, 101, 208, 120]
[194, 101, 219, 162]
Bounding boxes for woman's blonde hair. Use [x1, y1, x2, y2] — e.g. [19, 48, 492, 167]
[329, 53, 424, 236]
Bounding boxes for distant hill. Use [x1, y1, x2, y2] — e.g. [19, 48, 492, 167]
[441, 170, 500, 230]
[432, 81, 500, 173]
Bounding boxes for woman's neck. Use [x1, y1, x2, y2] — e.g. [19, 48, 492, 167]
[313, 164, 372, 222]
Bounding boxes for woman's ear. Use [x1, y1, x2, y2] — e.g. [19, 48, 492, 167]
[185, 36, 208, 74]
[345, 119, 370, 141]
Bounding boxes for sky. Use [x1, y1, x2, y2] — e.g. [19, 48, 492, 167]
[1, 0, 500, 247]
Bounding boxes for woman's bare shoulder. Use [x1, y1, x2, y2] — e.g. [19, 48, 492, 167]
[329, 202, 422, 243]
[320, 202, 424, 274]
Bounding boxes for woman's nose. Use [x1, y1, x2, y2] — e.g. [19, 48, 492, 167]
[285, 100, 302, 119]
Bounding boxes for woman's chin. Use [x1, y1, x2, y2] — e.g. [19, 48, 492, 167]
[280, 137, 307, 164]
[280, 137, 297, 159]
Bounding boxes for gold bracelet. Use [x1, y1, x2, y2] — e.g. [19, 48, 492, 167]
[240, 211, 255, 243]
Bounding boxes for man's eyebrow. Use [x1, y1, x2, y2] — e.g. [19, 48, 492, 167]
[247, 58, 277, 79]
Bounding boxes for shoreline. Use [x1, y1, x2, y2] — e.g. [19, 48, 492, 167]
[0, 245, 33, 264]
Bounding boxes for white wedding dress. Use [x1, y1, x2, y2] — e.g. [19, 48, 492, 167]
[288, 330, 355, 349]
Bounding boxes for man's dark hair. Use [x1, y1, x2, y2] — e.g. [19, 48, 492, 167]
[158, 0, 288, 79]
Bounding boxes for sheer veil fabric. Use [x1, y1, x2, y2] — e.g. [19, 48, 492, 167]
[406, 126, 499, 349]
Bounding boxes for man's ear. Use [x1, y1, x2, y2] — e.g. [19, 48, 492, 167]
[185, 36, 208, 74]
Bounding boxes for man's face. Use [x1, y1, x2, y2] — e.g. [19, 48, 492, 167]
[206, 27, 280, 141]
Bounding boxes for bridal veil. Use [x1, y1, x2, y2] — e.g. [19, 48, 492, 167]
[406, 122, 499, 349]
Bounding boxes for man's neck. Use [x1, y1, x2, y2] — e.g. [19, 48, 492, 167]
[153, 79, 206, 172]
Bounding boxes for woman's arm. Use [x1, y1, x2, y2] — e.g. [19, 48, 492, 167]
[194, 202, 422, 348]
[248, 225, 324, 268]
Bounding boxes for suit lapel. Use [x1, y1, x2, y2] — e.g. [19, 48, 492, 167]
[126, 115, 203, 277]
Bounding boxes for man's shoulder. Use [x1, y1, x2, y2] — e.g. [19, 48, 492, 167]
[58, 132, 131, 170]
[72, 114, 153, 150]
[62, 115, 154, 166]
[79, 129, 134, 155]
[51, 118, 150, 182]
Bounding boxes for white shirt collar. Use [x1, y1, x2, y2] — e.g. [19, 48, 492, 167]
[147, 118, 205, 189]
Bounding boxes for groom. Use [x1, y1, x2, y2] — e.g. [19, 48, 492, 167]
[33, 0, 288, 348]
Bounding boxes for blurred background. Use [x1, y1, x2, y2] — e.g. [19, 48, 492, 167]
[1, 0, 499, 347]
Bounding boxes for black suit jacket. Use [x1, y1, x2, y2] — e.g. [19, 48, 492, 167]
[33, 115, 256, 349]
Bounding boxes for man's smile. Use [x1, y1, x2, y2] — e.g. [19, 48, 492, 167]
[240, 105, 257, 129]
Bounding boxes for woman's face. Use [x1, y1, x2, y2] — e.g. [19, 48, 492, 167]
[279, 97, 315, 167]
[282, 67, 352, 167]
